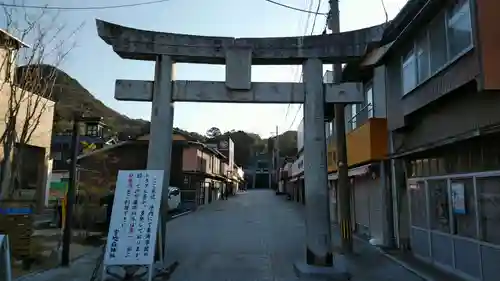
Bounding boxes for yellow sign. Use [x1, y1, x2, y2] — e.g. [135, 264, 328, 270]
[80, 141, 97, 154]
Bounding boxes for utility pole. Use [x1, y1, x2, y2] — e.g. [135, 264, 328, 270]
[252, 149, 257, 190]
[275, 126, 280, 192]
[329, 0, 353, 254]
[276, 125, 280, 174]
[270, 136, 274, 189]
[61, 114, 80, 266]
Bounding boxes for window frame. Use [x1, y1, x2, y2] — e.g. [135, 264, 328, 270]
[446, 0, 473, 60]
[350, 103, 357, 130]
[52, 151, 62, 161]
[400, 0, 473, 98]
[364, 82, 374, 119]
[416, 30, 431, 83]
[401, 48, 417, 96]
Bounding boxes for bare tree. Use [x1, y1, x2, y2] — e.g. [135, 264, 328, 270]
[0, 7, 82, 200]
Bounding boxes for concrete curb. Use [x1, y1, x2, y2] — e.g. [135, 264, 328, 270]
[350, 234, 437, 281]
[170, 210, 192, 220]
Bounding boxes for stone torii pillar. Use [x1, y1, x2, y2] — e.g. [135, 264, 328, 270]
[96, 19, 383, 279]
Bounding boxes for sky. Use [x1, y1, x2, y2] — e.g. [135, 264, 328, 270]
[1, 0, 407, 138]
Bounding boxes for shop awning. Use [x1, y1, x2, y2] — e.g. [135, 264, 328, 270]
[327, 164, 371, 180]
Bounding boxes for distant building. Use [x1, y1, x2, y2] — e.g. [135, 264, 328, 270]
[50, 117, 114, 181]
[76, 131, 244, 209]
[207, 136, 235, 176]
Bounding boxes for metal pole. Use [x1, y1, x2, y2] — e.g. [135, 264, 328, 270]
[148, 55, 174, 264]
[276, 125, 280, 188]
[303, 58, 333, 266]
[252, 146, 257, 190]
[329, 0, 353, 254]
[269, 140, 273, 189]
[61, 114, 80, 267]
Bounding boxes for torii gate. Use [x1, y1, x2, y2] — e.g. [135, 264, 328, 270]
[96, 19, 383, 280]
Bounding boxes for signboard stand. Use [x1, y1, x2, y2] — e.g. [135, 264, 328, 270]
[0, 235, 12, 281]
[101, 170, 164, 281]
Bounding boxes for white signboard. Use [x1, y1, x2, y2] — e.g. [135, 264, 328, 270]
[0, 235, 12, 281]
[104, 170, 164, 266]
[451, 182, 466, 214]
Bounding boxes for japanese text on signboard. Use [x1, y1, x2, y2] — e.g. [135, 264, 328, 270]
[104, 170, 164, 266]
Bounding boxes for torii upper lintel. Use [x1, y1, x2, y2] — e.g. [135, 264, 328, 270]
[96, 19, 385, 65]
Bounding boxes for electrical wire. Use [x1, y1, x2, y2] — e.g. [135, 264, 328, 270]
[283, 0, 314, 125]
[264, 0, 327, 15]
[0, 0, 328, 14]
[0, 0, 173, 10]
[286, 0, 323, 131]
[309, 0, 323, 36]
[0, 0, 171, 10]
[380, 0, 389, 23]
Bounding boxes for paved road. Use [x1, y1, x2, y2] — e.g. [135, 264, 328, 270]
[165, 189, 426, 281]
[164, 189, 306, 281]
[17, 189, 428, 281]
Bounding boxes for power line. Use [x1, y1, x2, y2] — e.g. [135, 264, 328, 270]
[264, 0, 327, 15]
[309, 0, 323, 35]
[0, 0, 172, 10]
[288, 105, 302, 132]
[286, 0, 323, 131]
[0, 0, 328, 14]
[283, 0, 314, 125]
[380, 0, 389, 23]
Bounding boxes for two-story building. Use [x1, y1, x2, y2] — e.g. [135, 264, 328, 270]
[0, 30, 55, 211]
[180, 140, 231, 205]
[77, 129, 238, 209]
[206, 136, 243, 195]
[339, 0, 500, 280]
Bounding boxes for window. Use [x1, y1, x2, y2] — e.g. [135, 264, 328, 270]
[325, 122, 334, 138]
[402, 49, 417, 95]
[86, 125, 98, 137]
[410, 181, 428, 228]
[416, 32, 430, 83]
[350, 104, 357, 130]
[477, 177, 500, 245]
[447, 0, 472, 59]
[52, 151, 62, 161]
[399, 0, 472, 95]
[429, 12, 448, 74]
[365, 85, 373, 118]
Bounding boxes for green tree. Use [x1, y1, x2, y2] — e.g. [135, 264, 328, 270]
[206, 127, 222, 138]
